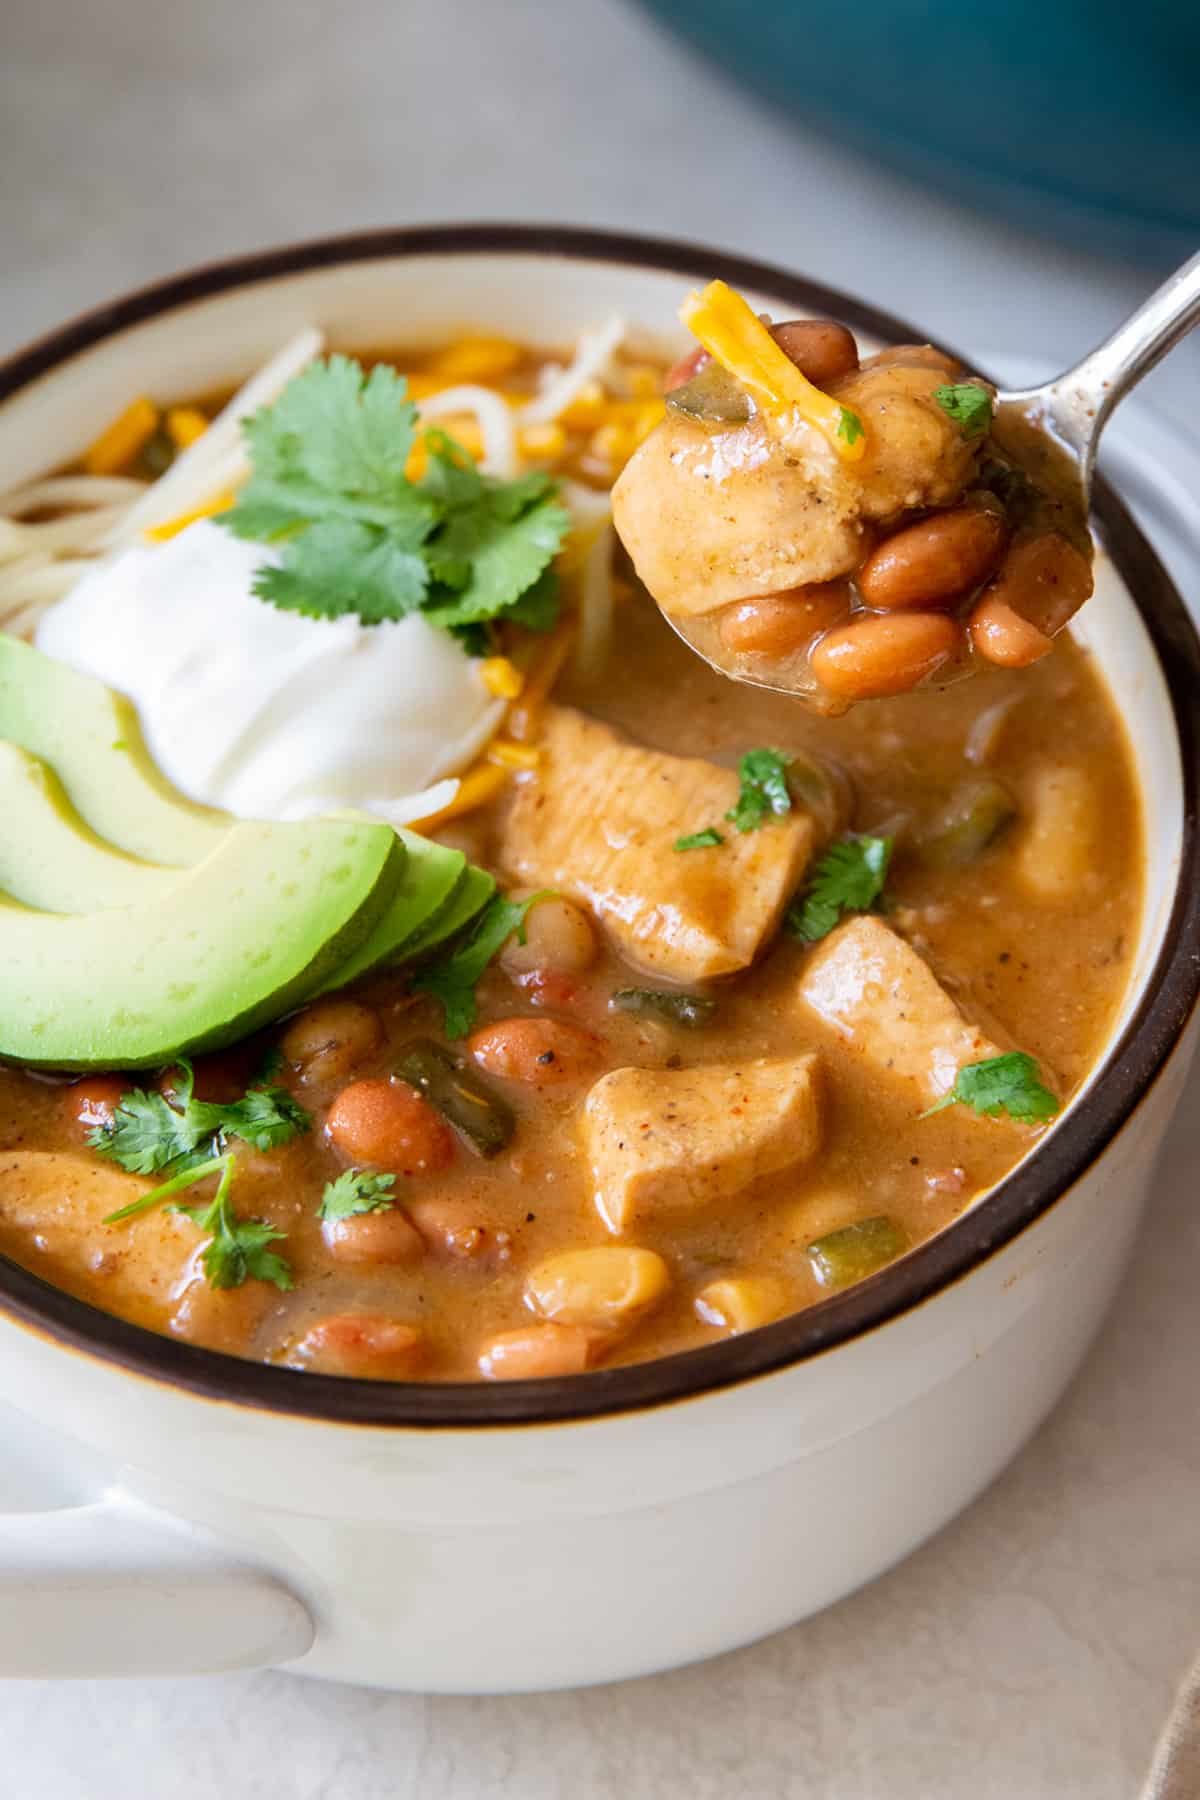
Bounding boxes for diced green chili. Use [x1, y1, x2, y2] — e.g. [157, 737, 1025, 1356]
[806, 1216, 908, 1291]
[396, 1039, 514, 1159]
[919, 777, 1016, 869]
[138, 427, 177, 478]
[609, 988, 718, 1029]
[665, 361, 752, 424]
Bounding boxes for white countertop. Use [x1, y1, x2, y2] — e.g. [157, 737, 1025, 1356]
[2, 1, 1198, 1793]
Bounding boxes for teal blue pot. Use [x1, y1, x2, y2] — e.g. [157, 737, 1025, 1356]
[638, 0, 1199, 263]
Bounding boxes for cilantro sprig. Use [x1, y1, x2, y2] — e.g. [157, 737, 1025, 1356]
[786, 834, 893, 942]
[219, 357, 570, 643]
[319, 1169, 397, 1222]
[88, 1059, 309, 1175]
[726, 749, 794, 833]
[413, 891, 553, 1038]
[91, 1061, 308, 1290]
[933, 382, 993, 440]
[103, 1154, 294, 1291]
[923, 1052, 1059, 1124]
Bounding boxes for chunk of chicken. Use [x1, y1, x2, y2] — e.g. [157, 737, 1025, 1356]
[0, 1150, 270, 1350]
[612, 358, 980, 619]
[612, 409, 865, 618]
[796, 915, 1007, 1108]
[583, 1054, 824, 1233]
[828, 361, 979, 521]
[500, 706, 818, 981]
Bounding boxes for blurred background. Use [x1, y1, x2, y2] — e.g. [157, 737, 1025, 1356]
[1, 3, 1197, 1796]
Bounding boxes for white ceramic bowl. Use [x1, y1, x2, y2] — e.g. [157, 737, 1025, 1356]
[1, 227, 1198, 1692]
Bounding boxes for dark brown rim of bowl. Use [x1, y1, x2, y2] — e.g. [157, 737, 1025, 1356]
[0, 223, 1197, 1430]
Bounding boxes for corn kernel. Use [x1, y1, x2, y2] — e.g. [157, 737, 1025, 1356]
[82, 397, 160, 476]
[517, 422, 568, 462]
[404, 440, 429, 481]
[408, 762, 509, 830]
[435, 417, 485, 460]
[479, 657, 525, 700]
[402, 372, 449, 401]
[588, 422, 629, 466]
[427, 337, 522, 382]
[164, 406, 209, 450]
[143, 488, 236, 543]
[626, 364, 663, 398]
[559, 380, 608, 431]
[486, 738, 540, 771]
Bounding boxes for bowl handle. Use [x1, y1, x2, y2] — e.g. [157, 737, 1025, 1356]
[0, 1493, 314, 1677]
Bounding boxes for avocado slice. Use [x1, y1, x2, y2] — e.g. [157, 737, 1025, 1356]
[316, 831, 467, 993]
[403, 864, 496, 959]
[0, 639, 228, 865]
[0, 742, 181, 912]
[0, 817, 404, 1070]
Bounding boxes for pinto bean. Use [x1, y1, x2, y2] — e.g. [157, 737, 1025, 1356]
[406, 1195, 494, 1259]
[810, 612, 962, 701]
[287, 1314, 425, 1378]
[857, 508, 1006, 611]
[478, 1322, 593, 1380]
[717, 581, 852, 656]
[281, 998, 383, 1087]
[325, 1078, 455, 1175]
[525, 1246, 670, 1332]
[982, 533, 1094, 637]
[500, 897, 597, 978]
[769, 320, 859, 385]
[321, 1207, 426, 1265]
[467, 1017, 605, 1086]
[968, 595, 1053, 667]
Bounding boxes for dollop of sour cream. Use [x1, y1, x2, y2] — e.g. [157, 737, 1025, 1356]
[36, 519, 505, 822]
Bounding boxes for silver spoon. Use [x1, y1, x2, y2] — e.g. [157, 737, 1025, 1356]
[664, 249, 1200, 701]
[990, 246, 1200, 513]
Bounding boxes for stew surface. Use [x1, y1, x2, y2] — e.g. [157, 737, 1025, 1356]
[0, 326, 1143, 1382]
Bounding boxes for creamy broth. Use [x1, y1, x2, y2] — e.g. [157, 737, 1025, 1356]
[0, 332, 1143, 1381]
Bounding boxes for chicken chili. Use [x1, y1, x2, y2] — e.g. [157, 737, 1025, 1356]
[0, 313, 1141, 1382]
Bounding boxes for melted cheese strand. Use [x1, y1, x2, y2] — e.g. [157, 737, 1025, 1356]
[679, 280, 865, 463]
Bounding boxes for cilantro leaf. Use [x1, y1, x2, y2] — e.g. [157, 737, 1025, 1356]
[922, 1052, 1059, 1123]
[726, 749, 794, 833]
[102, 1147, 294, 1291]
[216, 1084, 312, 1152]
[674, 827, 724, 851]
[837, 407, 864, 446]
[219, 357, 569, 641]
[786, 834, 893, 942]
[413, 890, 553, 1038]
[90, 1067, 309, 1177]
[319, 1169, 397, 1222]
[88, 1065, 214, 1175]
[933, 383, 993, 440]
[250, 517, 431, 624]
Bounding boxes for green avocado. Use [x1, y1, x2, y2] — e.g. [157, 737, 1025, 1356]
[403, 863, 496, 959]
[0, 742, 180, 912]
[316, 831, 467, 993]
[0, 639, 228, 865]
[0, 816, 404, 1070]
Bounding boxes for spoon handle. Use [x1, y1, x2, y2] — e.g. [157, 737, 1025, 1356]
[1039, 248, 1200, 478]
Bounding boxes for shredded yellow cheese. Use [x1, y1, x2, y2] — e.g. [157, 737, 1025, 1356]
[408, 761, 509, 829]
[479, 656, 525, 700]
[143, 489, 236, 543]
[486, 738, 540, 771]
[165, 406, 209, 449]
[679, 280, 865, 463]
[82, 397, 160, 476]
